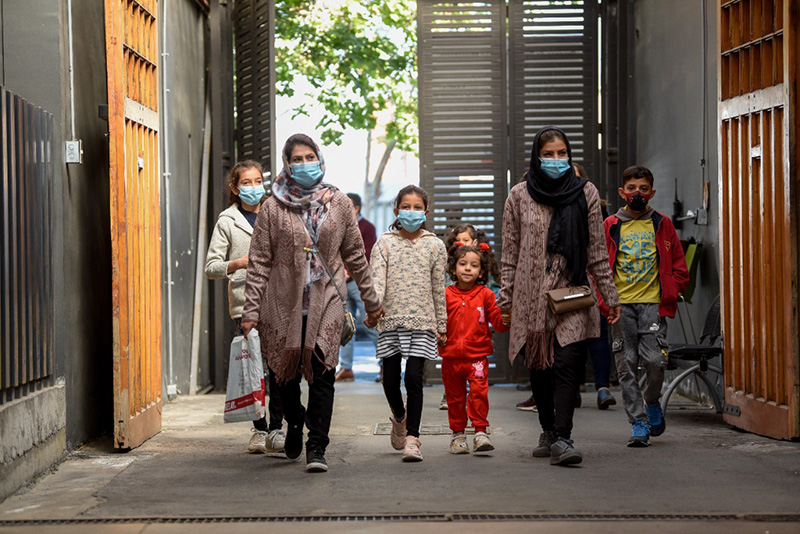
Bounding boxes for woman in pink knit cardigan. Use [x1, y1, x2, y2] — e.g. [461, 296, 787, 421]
[241, 134, 384, 474]
[498, 126, 620, 467]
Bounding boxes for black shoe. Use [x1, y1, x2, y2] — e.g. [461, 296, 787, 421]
[284, 421, 304, 461]
[305, 447, 328, 473]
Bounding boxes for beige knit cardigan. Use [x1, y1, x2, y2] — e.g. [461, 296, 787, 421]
[497, 181, 620, 365]
[241, 191, 380, 382]
[370, 229, 448, 334]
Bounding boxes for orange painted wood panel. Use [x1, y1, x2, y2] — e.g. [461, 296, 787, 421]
[105, 0, 162, 449]
[718, 0, 799, 439]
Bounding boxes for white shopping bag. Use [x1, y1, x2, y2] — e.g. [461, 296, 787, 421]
[223, 330, 266, 423]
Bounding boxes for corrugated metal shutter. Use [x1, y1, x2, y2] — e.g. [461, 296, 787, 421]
[508, 0, 600, 183]
[234, 0, 276, 180]
[0, 89, 55, 405]
[418, 0, 509, 249]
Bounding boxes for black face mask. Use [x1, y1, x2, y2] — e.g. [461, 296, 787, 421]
[625, 191, 650, 211]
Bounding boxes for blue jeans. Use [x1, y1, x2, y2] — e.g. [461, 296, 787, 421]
[586, 315, 612, 389]
[338, 279, 378, 370]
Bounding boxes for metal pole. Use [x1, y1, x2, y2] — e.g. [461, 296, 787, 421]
[66, 0, 76, 139]
[161, 0, 176, 395]
[189, 94, 212, 395]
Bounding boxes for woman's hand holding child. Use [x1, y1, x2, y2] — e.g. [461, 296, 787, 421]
[364, 306, 385, 328]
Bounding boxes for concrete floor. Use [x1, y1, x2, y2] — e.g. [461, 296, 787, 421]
[1, 355, 799, 533]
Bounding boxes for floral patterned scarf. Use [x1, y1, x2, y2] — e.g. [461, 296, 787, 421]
[271, 146, 336, 286]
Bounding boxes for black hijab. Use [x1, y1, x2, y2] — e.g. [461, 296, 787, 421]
[525, 126, 589, 285]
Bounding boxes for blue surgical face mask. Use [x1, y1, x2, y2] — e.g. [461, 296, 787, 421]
[396, 210, 426, 233]
[539, 157, 571, 179]
[238, 185, 265, 206]
[290, 161, 324, 187]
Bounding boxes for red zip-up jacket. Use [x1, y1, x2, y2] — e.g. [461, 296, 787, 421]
[439, 284, 509, 360]
[601, 208, 689, 318]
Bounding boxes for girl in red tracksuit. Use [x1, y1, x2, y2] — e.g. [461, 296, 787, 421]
[439, 241, 509, 454]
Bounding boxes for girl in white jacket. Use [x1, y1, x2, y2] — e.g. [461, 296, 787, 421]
[205, 160, 285, 455]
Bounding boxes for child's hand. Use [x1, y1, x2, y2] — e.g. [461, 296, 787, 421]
[501, 309, 512, 326]
[437, 333, 447, 346]
[607, 306, 621, 325]
[365, 306, 385, 328]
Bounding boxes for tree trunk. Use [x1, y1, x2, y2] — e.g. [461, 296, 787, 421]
[368, 139, 397, 206]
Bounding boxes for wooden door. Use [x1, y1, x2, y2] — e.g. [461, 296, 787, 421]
[718, 0, 799, 439]
[104, 0, 163, 449]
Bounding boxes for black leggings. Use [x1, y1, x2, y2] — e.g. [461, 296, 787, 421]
[529, 340, 587, 440]
[382, 355, 426, 438]
[279, 351, 336, 451]
[253, 367, 284, 432]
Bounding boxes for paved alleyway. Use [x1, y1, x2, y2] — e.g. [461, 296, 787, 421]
[1, 343, 799, 533]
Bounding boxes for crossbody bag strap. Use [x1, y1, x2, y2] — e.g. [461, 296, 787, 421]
[296, 213, 347, 306]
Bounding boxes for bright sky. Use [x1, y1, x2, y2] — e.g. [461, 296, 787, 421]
[275, 80, 419, 204]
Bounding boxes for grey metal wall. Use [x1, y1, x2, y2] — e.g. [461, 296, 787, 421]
[160, 0, 215, 395]
[632, 0, 720, 342]
[0, 0, 114, 449]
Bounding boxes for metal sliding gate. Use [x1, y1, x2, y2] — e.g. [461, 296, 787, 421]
[418, 0, 600, 382]
[418, 1, 508, 247]
[508, 0, 600, 183]
[234, 0, 276, 178]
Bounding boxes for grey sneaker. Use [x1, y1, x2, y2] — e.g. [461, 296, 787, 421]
[550, 438, 583, 466]
[531, 430, 556, 457]
[266, 429, 285, 452]
[247, 429, 267, 454]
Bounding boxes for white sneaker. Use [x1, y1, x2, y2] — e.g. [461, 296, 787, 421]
[450, 432, 469, 454]
[402, 436, 423, 462]
[247, 429, 267, 454]
[473, 431, 495, 452]
[266, 429, 285, 452]
[439, 393, 448, 410]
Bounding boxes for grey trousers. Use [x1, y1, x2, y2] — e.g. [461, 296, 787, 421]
[611, 303, 668, 424]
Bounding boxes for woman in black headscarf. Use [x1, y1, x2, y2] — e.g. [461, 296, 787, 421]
[497, 126, 620, 466]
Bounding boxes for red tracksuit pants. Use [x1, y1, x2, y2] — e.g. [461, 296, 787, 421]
[441, 357, 490, 433]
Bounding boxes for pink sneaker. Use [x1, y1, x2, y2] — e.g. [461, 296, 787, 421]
[402, 436, 423, 462]
[389, 415, 407, 450]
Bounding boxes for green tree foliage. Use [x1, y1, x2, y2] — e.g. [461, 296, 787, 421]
[275, 0, 418, 153]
